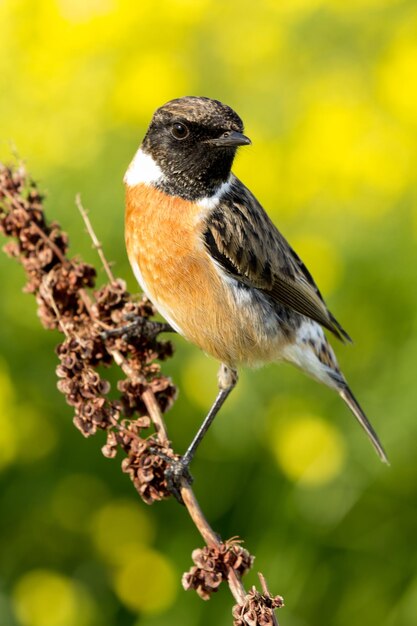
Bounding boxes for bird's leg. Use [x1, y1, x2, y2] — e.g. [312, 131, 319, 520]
[165, 364, 238, 502]
[101, 312, 176, 342]
[183, 364, 238, 467]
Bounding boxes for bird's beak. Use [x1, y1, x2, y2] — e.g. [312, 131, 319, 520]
[206, 131, 252, 148]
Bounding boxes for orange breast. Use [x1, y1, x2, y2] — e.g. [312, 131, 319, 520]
[125, 184, 234, 362]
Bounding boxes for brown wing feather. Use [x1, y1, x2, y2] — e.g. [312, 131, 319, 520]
[203, 177, 351, 342]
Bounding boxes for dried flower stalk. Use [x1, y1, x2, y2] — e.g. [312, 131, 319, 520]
[0, 162, 283, 625]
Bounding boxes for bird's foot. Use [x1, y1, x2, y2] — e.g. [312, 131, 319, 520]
[101, 313, 175, 342]
[164, 456, 194, 505]
[148, 446, 194, 504]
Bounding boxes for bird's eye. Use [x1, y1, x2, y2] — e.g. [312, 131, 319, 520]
[171, 122, 189, 140]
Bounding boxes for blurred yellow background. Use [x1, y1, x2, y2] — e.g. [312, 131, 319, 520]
[1, 1, 417, 625]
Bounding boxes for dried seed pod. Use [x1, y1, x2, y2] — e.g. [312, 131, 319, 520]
[183, 540, 254, 600]
[232, 587, 284, 626]
[121, 437, 176, 504]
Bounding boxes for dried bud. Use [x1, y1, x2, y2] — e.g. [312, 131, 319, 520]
[183, 539, 254, 600]
[182, 566, 223, 600]
[102, 430, 119, 458]
[232, 587, 284, 626]
[121, 437, 175, 504]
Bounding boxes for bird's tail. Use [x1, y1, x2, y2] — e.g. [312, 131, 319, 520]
[339, 386, 389, 464]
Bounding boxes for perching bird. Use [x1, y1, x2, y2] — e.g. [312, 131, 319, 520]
[124, 96, 388, 490]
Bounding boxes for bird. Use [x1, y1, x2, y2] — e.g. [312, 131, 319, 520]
[124, 96, 388, 493]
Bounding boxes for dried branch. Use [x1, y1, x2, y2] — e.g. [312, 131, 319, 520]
[0, 162, 283, 625]
[75, 193, 115, 283]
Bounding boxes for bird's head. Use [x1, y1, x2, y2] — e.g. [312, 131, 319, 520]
[135, 96, 251, 200]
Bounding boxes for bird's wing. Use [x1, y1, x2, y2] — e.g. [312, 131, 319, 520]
[202, 178, 351, 342]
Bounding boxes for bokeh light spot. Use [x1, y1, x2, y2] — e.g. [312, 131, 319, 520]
[272, 414, 346, 485]
[12, 570, 95, 626]
[91, 499, 155, 565]
[113, 547, 177, 614]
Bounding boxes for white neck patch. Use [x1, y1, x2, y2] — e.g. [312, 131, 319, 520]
[124, 148, 164, 187]
[124, 149, 233, 210]
[197, 176, 233, 210]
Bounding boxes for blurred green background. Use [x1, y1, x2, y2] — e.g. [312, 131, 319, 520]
[1, 0, 417, 625]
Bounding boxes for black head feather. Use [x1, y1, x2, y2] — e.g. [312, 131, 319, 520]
[142, 96, 249, 200]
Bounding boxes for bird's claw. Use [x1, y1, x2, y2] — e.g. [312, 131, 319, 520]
[100, 315, 175, 342]
[100, 319, 141, 341]
[164, 457, 194, 504]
